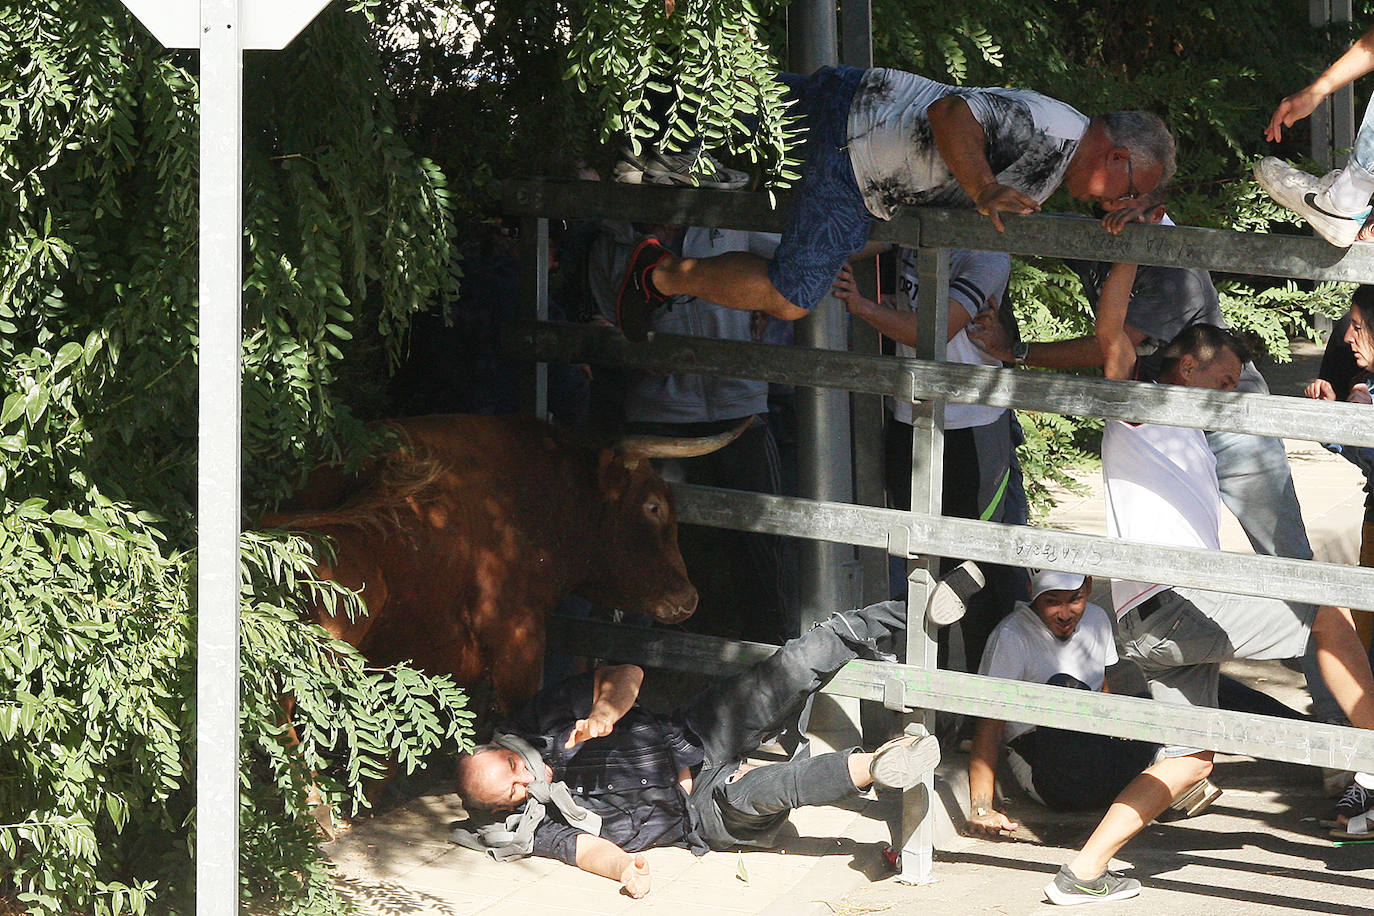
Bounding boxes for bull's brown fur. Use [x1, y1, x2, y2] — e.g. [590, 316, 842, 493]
[261, 413, 699, 709]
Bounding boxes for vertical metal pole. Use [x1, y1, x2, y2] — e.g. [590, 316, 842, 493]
[839, 0, 881, 609]
[789, 2, 854, 633]
[1333, 0, 1355, 164]
[520, 217, 550, 419]
[897, 247, 948, 885]
[1311, 0, 1334, 169]
[839, 0, 872, 72]
[787, 0, 838, 76]
[197, 0, 242, 910]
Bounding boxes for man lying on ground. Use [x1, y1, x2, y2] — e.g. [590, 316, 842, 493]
[452, 598, 948, 897]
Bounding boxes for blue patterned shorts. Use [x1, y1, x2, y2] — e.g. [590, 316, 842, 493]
[768, 66, 876, 313]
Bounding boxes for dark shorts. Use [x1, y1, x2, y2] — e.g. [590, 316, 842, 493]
[767, 66, 876, 312]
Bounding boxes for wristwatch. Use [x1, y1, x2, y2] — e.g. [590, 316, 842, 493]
[1012, 341, 1030, 366]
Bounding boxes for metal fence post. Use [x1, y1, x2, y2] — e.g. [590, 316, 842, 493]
[197, 0, 243, 909]
[521, 217, 550, 420]
[895, 246, 947, 884]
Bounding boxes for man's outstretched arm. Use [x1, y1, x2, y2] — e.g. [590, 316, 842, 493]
[927, 96, 1040, 232]
[1095, 262, 1140, 380]
[966, 717, 1020, 837]
[565, 664, 644, 749]
[574, 834, 652, 897]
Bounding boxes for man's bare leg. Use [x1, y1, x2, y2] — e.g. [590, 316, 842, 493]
[1311, 604, 1374, 728]
[652, 250, 809, 320]
[1065, 752, 1214, 881]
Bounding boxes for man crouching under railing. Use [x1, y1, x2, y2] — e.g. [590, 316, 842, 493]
[449, 593, 972, 895]
[1042, 318, 1374, 905]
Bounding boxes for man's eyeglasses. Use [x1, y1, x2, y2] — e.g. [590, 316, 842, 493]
[1114, 157, 1140, 203]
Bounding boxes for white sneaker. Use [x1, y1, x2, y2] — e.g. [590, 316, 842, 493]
[1254, 157, 1371, 248]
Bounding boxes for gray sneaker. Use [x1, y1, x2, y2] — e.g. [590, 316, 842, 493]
[1254, 157, 1371, 248]
[926, 560, 985, 627]
[869, 729, 941, 790]
[1044, 865, 1141, 906]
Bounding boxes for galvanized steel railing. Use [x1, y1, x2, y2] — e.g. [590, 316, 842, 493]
[505, 178, 1374, 883]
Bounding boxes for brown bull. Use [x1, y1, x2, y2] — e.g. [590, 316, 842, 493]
[262, 413, 744, 708]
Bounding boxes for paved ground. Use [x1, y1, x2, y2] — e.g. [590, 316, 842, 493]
[325, 342, 1374, 914]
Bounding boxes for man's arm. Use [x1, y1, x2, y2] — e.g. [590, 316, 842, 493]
[565, 664, 644, 749]
[1267, 25, 1374, 142]
[1095, 262, 1140, 380]
[967, 717, 1019, 837]
[967, 314, 1147, 368]
[573, 834, 652, 897]
[832, 264, 972, 346]
[926, 96, 1040, 232]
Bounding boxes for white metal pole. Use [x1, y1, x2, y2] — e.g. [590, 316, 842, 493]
[197, 0, 243, 909]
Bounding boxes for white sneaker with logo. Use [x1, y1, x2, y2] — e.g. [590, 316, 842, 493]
[1254, 157, 1372, 248]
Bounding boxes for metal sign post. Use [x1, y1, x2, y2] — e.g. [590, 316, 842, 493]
[114, 1, 333, 911]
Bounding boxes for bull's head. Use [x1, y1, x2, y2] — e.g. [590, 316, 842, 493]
[576, 419, 752, 625]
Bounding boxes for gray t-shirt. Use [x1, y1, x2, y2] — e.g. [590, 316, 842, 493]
[846, 69, 1088, 221]
[1066, 233, 1268, 394]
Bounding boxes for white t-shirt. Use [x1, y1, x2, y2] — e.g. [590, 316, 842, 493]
[979, 601, 1118, 741]
[889, 248, 1010, 430]
[846, 69, 1088, 221]
[1102, 417, 1220, 616]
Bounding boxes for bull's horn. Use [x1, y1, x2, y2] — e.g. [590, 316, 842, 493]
[614, 416, 755, 459]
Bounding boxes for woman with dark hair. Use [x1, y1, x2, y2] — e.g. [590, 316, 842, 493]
[1307, 287, 1374, 568]
[1306, 285, 1374, 829]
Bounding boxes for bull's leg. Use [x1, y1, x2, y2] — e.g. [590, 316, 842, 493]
[488, 627, 547, 712]
[277, 695, 338, 840]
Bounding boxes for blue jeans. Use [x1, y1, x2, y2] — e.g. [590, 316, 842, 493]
[1353, 92, 1374, 178]
[768, 67, 875, 312]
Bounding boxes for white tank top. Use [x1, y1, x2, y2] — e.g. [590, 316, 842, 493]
[1102, 417, 1220, 616]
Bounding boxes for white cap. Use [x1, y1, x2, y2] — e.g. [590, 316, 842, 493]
[1030, 570, 1086, 603]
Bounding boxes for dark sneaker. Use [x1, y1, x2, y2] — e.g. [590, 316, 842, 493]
[612, 147, 650, 184]
[644, 144, 750, 190]
[1044, 865, 1141, 906]
[926, 560, 985, 627]
[1254, 157, 1371, 248]
[869, 729, 941, 790]
[1336, 773, 1374, 821]
[616, 237, 670, 342]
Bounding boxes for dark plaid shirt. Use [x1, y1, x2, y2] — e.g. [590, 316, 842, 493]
[506, 672, 707, 865]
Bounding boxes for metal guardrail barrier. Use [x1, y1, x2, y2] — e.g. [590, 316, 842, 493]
[508, 178, 1374, 885]
[505, 320, 1374, 450]
[506, 178, 1374, 282]
[548, 618, 1374, 773]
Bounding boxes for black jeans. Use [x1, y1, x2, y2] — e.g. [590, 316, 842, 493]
[680, 600, 905, 848]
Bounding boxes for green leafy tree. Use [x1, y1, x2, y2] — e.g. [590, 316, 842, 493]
[0, 1, 470, 912]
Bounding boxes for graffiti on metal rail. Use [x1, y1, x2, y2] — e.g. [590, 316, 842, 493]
[1008, 531, 1103, 569]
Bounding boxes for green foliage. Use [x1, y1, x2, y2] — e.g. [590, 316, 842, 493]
[0, 1, 470, 911]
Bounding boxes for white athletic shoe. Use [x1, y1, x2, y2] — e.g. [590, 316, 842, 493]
[1254, 157, 1371, 248]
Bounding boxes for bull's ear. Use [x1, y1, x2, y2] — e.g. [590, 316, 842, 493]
[597, 448, 628, 500]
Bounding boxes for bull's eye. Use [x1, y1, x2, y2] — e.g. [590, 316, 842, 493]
[643, 496, 665, 526]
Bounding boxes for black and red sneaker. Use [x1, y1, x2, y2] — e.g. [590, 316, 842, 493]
[616, 237, 671, 342]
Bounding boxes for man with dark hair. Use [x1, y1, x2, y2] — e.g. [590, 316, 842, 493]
[613, 66, 1175, 340]
[1042, 324, 1374, 905]
[450, 599, 940, 898]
